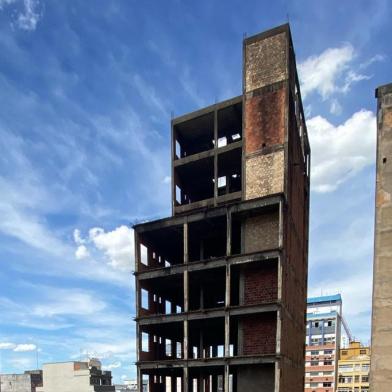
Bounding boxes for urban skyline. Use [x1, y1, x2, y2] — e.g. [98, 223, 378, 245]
[0, 0, 390, 384]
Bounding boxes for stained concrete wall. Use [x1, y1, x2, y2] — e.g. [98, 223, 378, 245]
[0, 374, 33, 392]
[370, 82, 392, 391]
[237, 365, 275, 392]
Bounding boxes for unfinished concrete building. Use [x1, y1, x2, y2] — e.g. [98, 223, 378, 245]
[370, 82, 392, 392]
[134, 24, 310, 392]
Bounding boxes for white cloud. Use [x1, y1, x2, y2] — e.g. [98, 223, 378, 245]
[15, 0, 42, 31]
[298, 44, 377, 101]
[75, 245, 90, 260]
[73, 225, 134, 272]
[0, 342, 37, 352]
[299, 44, 355, 99]
[329, 99, 342, 115]
[162, 175, 171, 184]
[308, 109, 376, 192]
[0, 342, 16, 350]
[359, 54, 386, 69]
[73, 229, 85, 245]
[13, 343, 37, 352]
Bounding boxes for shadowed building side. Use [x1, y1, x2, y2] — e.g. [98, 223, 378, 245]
[370, 82, 392, 391]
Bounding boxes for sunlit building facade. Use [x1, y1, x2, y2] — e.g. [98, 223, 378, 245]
[337, 341, 370, 392]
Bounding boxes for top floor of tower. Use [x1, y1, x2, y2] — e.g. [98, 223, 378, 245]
[170, 23, 310, 216]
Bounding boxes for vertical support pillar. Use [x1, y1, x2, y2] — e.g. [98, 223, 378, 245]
[183, 367, 189, 392]
[214, 109, 218, 205]
[226, 210, 232, 257]
[278, 199, 284, 249]
[224, 365, 230, 392]
[183, 221, 189, 392]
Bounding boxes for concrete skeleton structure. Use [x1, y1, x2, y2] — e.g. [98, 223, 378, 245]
[36, 359, 114, 392]
[134, 24, 310, 391]
[304, 295, 351, 392]
[370, 82, 392, 392]
[337, 341, 370, 392]
[0, 370, 42, 392]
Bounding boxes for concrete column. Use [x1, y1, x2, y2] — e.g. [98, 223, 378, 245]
[214, 109, 218, 204]
[226, 210, 232, 256]
[183, 367, 189, 392]
[134, 230, 140, 272]
[224, 365, 230, 392]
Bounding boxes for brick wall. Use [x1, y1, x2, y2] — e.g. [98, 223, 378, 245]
[243, 211, 279, 253]
[244, 32, 287, 92]
[241, 313, 277, 355]
[245, 150, 284, 199]
[242, 262, 278, 305]
[244, 86, 286, 153]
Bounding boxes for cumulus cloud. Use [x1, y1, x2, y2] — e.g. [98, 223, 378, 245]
[298, 44, 377, 101]
[13, 343, 37, 352]
[75, 245, 90, 260]
[73, 229, 85, 245]
[73, 226, 134, 272]
[308, 109, 376, 192]
[89, 226, 133, 271]
[0, 342, 16, 350]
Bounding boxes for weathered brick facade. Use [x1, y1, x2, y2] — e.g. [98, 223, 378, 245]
[242, 263, 278, 305]
[241, 313, 277, 355]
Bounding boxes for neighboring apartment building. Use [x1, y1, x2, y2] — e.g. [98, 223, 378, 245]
[36, 359, 114, 392]
[337, 341, 370, 392]
[0, 370, 42, 392]
[134, 23, 310, 392]
[305, 294, 351, 392]
[371, 82, 392, 392]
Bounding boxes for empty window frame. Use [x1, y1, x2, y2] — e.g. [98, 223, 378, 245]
[174, 112, 214, 158]
[217, 102, 242, 146]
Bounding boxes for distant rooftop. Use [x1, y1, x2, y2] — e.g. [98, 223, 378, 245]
[308, 294, 342, 304]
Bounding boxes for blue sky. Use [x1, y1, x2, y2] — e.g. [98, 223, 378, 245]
[0, 0, 390, 383]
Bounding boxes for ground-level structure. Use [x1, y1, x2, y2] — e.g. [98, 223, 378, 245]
[36, 359, 114, 392]
[304, 295, 351, 392]
[0, 370, 42, 392]
[370, 82, 392, 392]
[134, 23, 310, 391]
[336, 341, 370, 392]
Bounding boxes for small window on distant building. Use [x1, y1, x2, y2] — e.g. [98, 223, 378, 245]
[360, 349, 366, 355]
